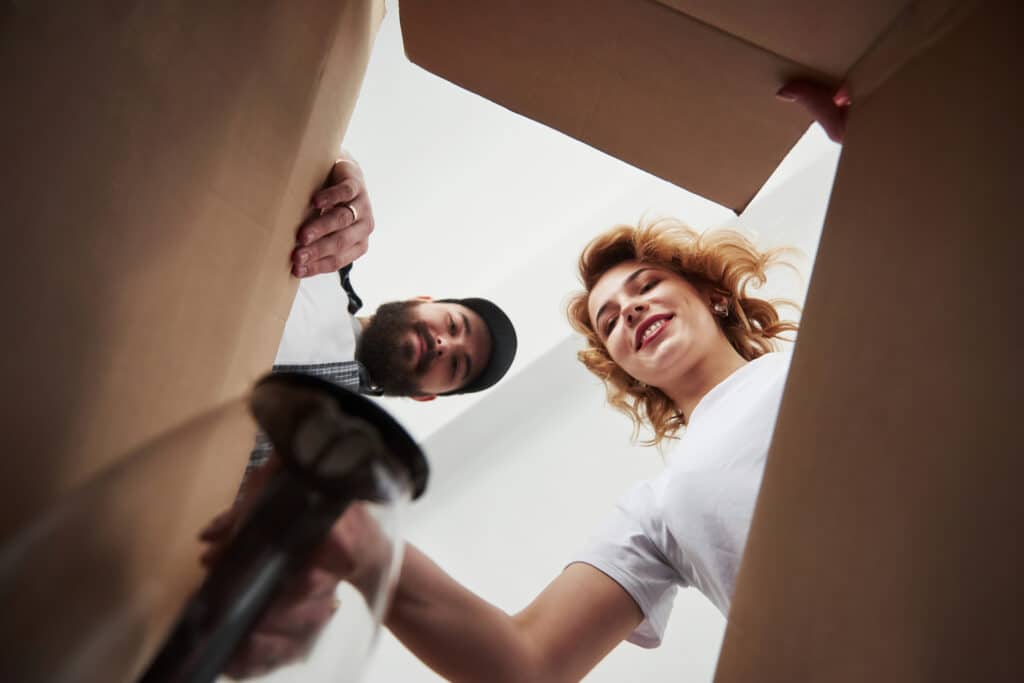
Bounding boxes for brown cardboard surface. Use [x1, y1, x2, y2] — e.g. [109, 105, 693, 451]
[718, 1, 1022, 681]
[399, 0, 819, 212]
[653, 0, 909, 77]
[1, 2, 382, 679]
[0, 401, 255, 682]
[0, 0, 382, 541]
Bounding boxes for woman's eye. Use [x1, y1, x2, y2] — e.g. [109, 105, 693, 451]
[449, 317, 457, 335]
[605, 318, 617, 335]
[641, 279, 659, 292]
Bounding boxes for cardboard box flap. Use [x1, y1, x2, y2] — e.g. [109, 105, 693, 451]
[844, 0, 979, 97]
[400, 0, 818, 212]
[653, 0, 909, 78]
[400, 0, 972, 212]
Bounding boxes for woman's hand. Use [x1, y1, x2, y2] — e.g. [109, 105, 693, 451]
[777, 79, 851, 143]
[291, 150, 376, 278]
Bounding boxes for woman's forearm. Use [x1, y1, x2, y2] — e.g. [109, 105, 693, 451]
[384, 544, 543, 683]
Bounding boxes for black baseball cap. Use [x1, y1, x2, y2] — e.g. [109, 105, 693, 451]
[439, 297, 517, 394]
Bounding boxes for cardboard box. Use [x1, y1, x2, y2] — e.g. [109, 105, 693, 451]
[400, 0, 983, 212]
[400, 0, 864, 212]
[719, 3, 1022, 681]
[403, 0, 1021, 680]
[0, 2, 384, 680]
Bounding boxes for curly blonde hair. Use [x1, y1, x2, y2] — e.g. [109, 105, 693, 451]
[566, 218, 799, 446]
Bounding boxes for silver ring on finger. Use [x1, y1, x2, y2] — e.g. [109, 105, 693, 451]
[344, 203, 358, 223]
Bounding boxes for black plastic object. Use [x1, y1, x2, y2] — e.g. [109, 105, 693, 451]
[138, 373, 427, 683]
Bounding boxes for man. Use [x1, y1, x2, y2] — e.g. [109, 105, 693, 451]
[240, 152, 515, 481]
[275, 151, 517, 399]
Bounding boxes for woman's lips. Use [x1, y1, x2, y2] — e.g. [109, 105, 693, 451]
[636, 314, 672, 351]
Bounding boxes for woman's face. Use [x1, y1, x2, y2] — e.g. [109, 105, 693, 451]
[587, 260, 723, 388]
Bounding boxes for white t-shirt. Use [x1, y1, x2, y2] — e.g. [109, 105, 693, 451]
[572, 351, 792, 647]
[275, 273, 361, 364]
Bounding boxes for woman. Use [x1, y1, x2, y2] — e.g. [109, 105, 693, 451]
[563, 219, 797, 645]
[213, 218, 802, 681]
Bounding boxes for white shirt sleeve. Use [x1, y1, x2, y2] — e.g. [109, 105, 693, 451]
[275, 273, 359, 365]
[571, 480, 685, 648]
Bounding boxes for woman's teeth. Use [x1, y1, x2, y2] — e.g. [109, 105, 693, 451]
[641, 319, 666, 344]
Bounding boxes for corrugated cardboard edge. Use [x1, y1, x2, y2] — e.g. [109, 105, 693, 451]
[845, 0, 983, 98]
[219, 0, 385, 408]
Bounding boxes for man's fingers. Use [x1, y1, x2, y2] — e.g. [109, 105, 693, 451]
[198, 508, 237, 541]
[199, 545, 224, 569]
[294, 216, 369, 266]
[253, 590, 338, 639]
[295, 204, 353, 248]
[281, 566, 341, 598]
[313, 177, 360, 211]
[295, 197, 372, 249]
[777, 79, 848, 143]
[291, 155, 375, 278]
[225, 631, 310, 680]
[294, 240, 369, 278]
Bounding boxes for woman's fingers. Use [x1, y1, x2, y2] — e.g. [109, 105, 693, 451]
[777, 79, 849, 143]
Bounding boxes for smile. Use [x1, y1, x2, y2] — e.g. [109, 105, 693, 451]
[414, 324, 434, 373]
[635, 314, 672, 351]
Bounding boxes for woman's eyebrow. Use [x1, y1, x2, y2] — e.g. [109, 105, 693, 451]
[593, 268, 653, 326]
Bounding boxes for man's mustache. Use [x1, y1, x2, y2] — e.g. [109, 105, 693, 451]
[413, 321, 435, 375]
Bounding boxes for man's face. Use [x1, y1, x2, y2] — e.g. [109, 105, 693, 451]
[356, 300, 493, 397]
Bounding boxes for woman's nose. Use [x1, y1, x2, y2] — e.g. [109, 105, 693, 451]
[625, 302, 646, 324]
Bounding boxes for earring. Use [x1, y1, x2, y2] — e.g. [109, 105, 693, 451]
[713, 300, 729, 317]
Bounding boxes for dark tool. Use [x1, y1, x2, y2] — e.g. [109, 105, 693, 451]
[138, 373, 428, 683]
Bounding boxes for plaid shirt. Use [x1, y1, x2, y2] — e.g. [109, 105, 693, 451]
[245, 360, 367, 481]
[243, 264, 368, 486]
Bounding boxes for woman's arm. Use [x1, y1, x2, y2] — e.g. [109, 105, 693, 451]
[387, 547, 643, 683]
[202, 503, 643, 681]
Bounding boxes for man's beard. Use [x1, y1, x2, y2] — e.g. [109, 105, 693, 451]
[355, 300, 430, 397]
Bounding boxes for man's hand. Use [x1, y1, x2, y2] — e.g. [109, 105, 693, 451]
[777, 79, 851, 143]
[197, 497, 392, 679]
[291, 150, 375, 278]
